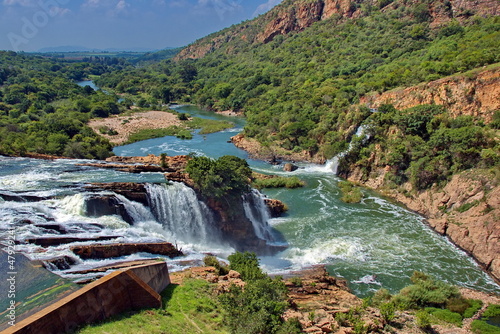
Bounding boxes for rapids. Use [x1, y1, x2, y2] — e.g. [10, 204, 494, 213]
[0, 104, 499, 298]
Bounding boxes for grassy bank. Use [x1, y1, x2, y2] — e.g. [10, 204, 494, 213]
[77, 279, 227, 334]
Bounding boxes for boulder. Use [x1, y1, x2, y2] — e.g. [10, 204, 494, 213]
[84, 194, 135, 223]
[283, 163, 298, 172]
[265, 199, 287, 217]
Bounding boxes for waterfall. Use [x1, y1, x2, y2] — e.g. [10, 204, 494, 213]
[145, 182, 220, 244]
[324, 124, 370, 174]
[114, 194, 156, 223]
[242, 189, 276, 242]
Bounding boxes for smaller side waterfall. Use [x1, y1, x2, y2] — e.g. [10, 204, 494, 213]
[325, 124, 371, 174]
[146, 183, 221, 244]
[242, 189, 277, 243]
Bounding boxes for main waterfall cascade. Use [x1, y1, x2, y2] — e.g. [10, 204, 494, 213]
[146, 182, 223, 245]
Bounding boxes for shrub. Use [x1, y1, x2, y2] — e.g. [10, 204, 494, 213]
[380, 301, 396, 323]
[338, 180, 363, 203]
[416, 310, 431, 330]
[393, 272, 460, 309]
[203, 255, 229, 275]
[426, 307, 463, 326]
[483, 304, 500, 319]
[227, 252, 266, 281]
[471, 320, 500, 334]
[219, 252, 290, 334]
[462, 299, 483, 318]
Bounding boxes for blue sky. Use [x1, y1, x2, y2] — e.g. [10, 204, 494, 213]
[0, 0, 283, 52]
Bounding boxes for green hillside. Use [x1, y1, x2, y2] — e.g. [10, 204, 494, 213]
[95, 0, 499, 186]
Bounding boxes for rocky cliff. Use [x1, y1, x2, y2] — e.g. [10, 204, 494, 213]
[361, 65, 500, 123]
[175, 0, 499, 60]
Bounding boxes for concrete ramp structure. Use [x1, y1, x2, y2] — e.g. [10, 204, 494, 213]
[2, 261, 170, 334]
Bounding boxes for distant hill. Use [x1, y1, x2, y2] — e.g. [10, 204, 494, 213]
[37, 46, 161, 53]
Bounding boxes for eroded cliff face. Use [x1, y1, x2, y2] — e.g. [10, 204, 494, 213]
[346, 164, 500, 283]
[361, 66, 500, 122]
[175, 0, 500, 60]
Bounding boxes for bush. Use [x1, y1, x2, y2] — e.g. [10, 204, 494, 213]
[426, 307, 463, 326]
[393, 272, 460, 309]
[227, 252, 266, 282]
[483, 304, 500, 319]
[219, 252, 291, 334]
[416, 310, 431, 330]
[471, 320, 500, 334]
[380, 301, 396, 323]
[462, 299, 483, 318]
[203, 255, 229, 275]
[338, 180, 363, 203]
[186, 155, 252, 199]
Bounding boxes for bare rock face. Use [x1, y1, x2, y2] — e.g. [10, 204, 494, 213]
[361, 66, 500, 123]
[176, 0, 499, 61]
[85, 183, 149, 206]
[106, 154, 190, 171]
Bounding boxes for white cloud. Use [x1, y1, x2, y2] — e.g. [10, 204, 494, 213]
[195, 0, 242, 20]
[115, 0, 128, 11]
[253, 0, 282, 17]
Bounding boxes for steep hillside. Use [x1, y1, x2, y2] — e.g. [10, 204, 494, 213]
[176, 0, 499, 60]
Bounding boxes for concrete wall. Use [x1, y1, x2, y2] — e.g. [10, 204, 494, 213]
[2, 261, 170, 334]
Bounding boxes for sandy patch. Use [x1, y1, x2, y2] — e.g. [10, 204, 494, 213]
[88, 110, 182, 145]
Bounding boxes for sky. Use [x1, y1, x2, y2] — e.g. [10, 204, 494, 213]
[0, 0, 283, 52]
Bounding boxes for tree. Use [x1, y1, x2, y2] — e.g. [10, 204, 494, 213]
[186, 155, 252, 198]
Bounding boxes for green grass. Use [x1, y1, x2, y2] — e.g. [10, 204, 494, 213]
[425, 307, 463, 326]
[252, 176, 305, 189]
[124, 117, 233, 144]
[187, 117, 234, 134]
[471, 320, 500, 334]
[76, 279, 228, 334]
[125, 126, 193, 144]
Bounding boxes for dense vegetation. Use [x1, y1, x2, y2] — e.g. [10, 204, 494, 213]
[186, 155, 253, 198]
[370, 271, 492, 331]
[0, 51, 131, 158]
[338, 104, 499, 189]
[95, 3, 499, 161]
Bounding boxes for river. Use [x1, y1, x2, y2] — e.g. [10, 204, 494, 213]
[0, 104, 499, 300]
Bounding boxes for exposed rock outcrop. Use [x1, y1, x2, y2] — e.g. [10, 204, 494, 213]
[265, 199, 288, 217]
[70, 242, 183, 260]
[85, 182, 149, 206]
[361, 66, 500, 123]
[84, 194, 135, 224]
[175, 0, 500, 60]
[106, 154, 190, 170]
[25, 236, 120, 248]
